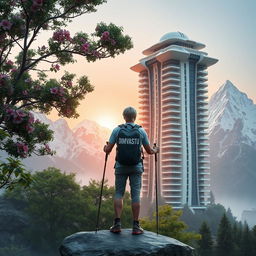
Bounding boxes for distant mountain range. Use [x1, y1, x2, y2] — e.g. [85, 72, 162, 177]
[208, 80, 256, 217]
[22, 113, 116, 185]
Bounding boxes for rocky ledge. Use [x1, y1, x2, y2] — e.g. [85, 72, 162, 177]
[59, 229, 194, 256]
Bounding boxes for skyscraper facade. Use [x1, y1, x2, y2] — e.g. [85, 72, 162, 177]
[131, 32, 218, 210]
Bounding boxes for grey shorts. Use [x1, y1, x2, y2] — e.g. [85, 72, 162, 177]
[114, 167, 143, 203]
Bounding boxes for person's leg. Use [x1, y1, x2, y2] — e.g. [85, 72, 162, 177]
[129, 172, 142, 220]
[114, 173, 128, 217]
[114, 198, 123, 219]
[110, 173, 128, 232]
[129, 171, 144, 234]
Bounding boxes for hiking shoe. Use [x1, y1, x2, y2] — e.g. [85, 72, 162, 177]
[132, 221, 144, 235]
[110, 220, 121, 233]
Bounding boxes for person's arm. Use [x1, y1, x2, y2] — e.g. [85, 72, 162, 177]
[104, 142, 115, 154]
[140, 127, 159, 154]
[103, 127, 119, 154]
[143, 144, 159, 155]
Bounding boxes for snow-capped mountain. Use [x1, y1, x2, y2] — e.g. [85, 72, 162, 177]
[209, 80, 256, 152]
[23, 113, 115, 185]
[208, 80, 256, 217]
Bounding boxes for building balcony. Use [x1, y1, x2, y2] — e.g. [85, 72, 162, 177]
[199, 183, 211, 187]
[139, 99, 149, 104]
[162, 97, 180, 104]
[139, 105, 149, 110]
[138, 76, 148, 82]
[198, 153, 210, 158]
[197, 76, 208, 82]
[162, 177, 182, 181]
[162, 102, 180, 109]
[162, 77, 180, 87]
[162, 170, 182, 175]
[198, 142, 210, 146]
[162, 134, 182, 140]
[162, 64, 180, 73]
[139, 109, 149, 113]
[162, 164, 182, 169]
[197, 87, 208, 93]
[138, 83, 148, 89]
[198, 165, 210, 169]
[138, 87, 149, 93]
[162, 115, 181, 121]
[197, 70, 208, 76]
[197, 95, 208, 100]
[162, 71, 180, 79]
[197, 106, 208, 112]
[162, 195, 182, 199]
[197, 82, 208, 87]
[162, 108, 181, 115]
[162, 127, 181, 133]
[162, 144, 182, 149]
[138, 94, 149, 100]
[199, 178, 210, 182]
[162, 89, 180, 97]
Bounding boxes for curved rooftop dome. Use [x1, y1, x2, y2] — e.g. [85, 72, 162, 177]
[160, 32, 189, 42]
[142, 31, 205, 55]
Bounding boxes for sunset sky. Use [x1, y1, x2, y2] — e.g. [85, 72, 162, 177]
[46, 0, 256, 130]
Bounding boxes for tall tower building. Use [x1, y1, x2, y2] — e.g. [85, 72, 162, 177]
[131, 32, 218, 210]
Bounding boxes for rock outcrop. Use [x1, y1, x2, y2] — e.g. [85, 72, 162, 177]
[59, 229, 194, 256]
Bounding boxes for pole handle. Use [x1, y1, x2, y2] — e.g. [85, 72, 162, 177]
[154, 143, 157, 161]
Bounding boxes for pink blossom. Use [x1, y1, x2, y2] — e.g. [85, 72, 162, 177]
[52, 29, 71, 43]
[51, 64, 60, 72]
[92, 50, 101, 57]
[6, 108, 15, 116]
[16, 110, 26, 118]
[101, 31, 110, 41]
[67, 81, 72, 87]
[33, 0, 43, 6]
[34, 84, 42, 90]
[13, 115, 23, 124]
[44, 144, 51, 153]
[28, 112, 34, 124]
[25, 124, 35, 133]
[22, 90, 28, 96]
[58, 87, 65, 96]
[50, 87, 58, 94]
[6, 60, 14, 66]
[81, 43, 90, 52]
[110, 39, 116, 46]
[16, 142, 29, 157]
[11, 68, 17, 73]
[61, 97, 67, 103]
[0, 20, 12, 30]
[0, 74, 9, 86]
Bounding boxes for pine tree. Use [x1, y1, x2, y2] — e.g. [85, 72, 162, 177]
[232, 222, 242, 256]
[216, 213, 234, 256]
[197, 221, 213, 256]
[240, 223, 253, 256]
[252, 225, 256, 256]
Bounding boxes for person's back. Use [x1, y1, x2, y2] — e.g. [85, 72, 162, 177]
[104, 106, 158, 235]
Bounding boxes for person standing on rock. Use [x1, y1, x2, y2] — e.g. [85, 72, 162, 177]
[104, 106, 158, 235]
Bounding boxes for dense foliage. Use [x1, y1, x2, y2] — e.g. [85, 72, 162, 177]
[0, 0, 133, 189]
[3, 167, 133, 255]
[141, 204, 201, 246]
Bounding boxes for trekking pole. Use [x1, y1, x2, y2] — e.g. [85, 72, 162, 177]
[95, 142, 109, 233]
[154, 143, 159, 235]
